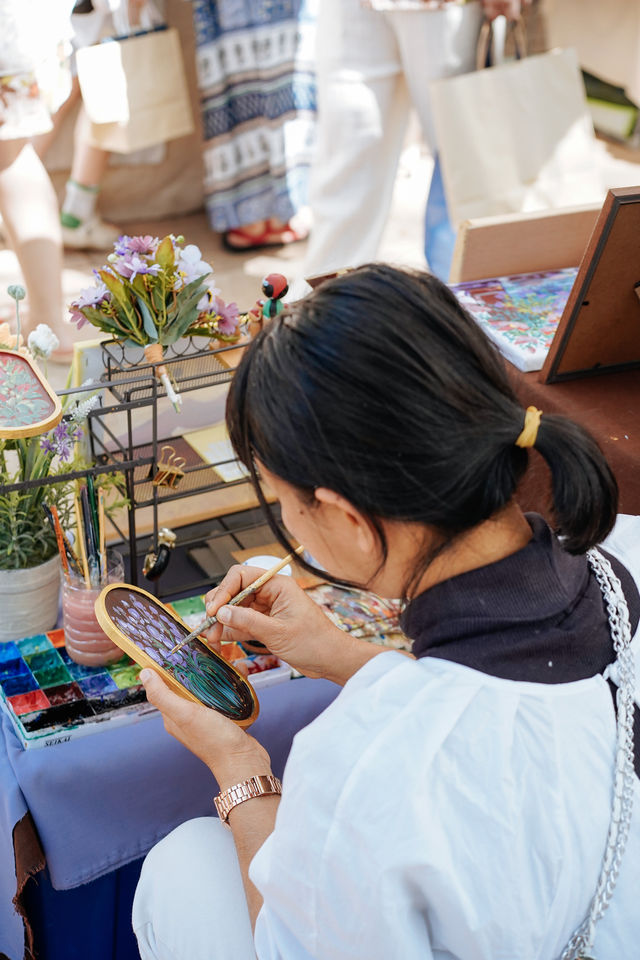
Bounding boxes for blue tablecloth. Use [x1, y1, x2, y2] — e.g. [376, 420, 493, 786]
[0, 677, 339, 960]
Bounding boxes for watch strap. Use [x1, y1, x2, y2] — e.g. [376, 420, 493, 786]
[214, 774, 282, 824]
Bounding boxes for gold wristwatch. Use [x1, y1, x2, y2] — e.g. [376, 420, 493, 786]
[214, 775, 282, 825]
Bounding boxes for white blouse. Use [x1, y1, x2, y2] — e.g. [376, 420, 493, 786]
[250, 516, 640, 959]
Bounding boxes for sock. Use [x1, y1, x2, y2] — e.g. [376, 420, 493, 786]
[61, 179, 99, 229]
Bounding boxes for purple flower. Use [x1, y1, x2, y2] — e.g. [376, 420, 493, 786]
[214, 296, 239, 335]
[40, 421, 82, 462]
[113, 254, 162, 283]
[69, 306, 89, 329]
[115, 234, 159, 256]
[69, 283, 111, 328]
[52, 422, 74, 461]
[39, 436, 56, 455]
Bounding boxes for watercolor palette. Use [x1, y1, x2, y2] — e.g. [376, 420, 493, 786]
[450, 268, 579, 372]
[0, 629, 156, 749]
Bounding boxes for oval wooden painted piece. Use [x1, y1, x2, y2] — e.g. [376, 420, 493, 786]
[0, 350, 63, 439]
[95, 583, 259, 726]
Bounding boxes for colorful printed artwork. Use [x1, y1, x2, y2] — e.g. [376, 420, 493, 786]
[450, 269, 579, 372]
[0, 350, 63, 438]
[0, 628, 151, 749]
[102, 588, 256, 722]
[306, 584, 409, 650]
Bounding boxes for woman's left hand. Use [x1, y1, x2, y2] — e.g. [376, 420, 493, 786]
[140, 668, 273, 789]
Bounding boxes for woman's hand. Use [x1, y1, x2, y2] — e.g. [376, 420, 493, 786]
[140, 668, 272, 789]
[202, 565, 385, 685]
[201, 565, 348, 678]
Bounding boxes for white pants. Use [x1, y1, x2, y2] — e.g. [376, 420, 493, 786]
[133, 817, 256, 960]
[302, 0, 483, 276]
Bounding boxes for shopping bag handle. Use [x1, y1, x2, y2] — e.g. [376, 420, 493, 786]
[476, 15, 527, 70]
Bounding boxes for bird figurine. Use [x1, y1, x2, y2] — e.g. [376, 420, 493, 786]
[247, 273, 289, 337]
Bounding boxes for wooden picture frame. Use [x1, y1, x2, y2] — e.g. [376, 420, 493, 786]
[540, 186, 640, 383]
[95, 583, 259, 726]
[0, 350, 63, 439]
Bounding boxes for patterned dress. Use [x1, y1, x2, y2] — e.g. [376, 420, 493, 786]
[191, 0, 317, 232]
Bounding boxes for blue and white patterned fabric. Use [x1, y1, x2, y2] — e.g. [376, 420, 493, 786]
[191, 0, 317, 232]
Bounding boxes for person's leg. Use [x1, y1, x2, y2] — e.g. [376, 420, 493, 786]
[133, 817, 256, 960]
[394, 2, 483, 279]
[60, 105, 118, 250]
[301, 0, 410, 277]
[0, 138, 75, 351]
[394, 1, 483, 152]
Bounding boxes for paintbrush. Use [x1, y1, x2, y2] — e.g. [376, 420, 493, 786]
[43, 503, 83, 577]
[97, 487, 107, 582]
[80, 486, 100, 588]
[168, 546, 304, 655]
[74, 495, 91, 588]
[45, 504, 71, 583]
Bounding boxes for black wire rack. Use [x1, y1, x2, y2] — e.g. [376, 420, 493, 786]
[86, 337, 269, 596]
[0, 338, 270, 601]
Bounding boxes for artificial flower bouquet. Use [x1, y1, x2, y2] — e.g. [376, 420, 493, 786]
[69, 235, 240, 410]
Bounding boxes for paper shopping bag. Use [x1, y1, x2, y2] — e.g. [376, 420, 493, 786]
[430, 45, 605, 227]
[76, 26, 194, 154]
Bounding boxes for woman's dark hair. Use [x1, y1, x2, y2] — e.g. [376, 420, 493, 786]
[226, 264, 617, 587]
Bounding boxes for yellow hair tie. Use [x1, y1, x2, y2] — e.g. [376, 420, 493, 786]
[515, 406, 543, 449]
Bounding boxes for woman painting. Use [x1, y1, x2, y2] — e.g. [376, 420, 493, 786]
[133, 265, 640, 959]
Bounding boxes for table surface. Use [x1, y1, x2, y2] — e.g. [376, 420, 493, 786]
[0, 676, 340, 960]
[511, 367, 640, 517]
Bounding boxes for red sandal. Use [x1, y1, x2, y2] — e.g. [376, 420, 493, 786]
[223, 218, 308, 252]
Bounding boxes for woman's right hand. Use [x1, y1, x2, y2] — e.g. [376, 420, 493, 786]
[202, 565, 351, 680]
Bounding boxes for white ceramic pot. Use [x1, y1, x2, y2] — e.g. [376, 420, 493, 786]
[0, 555, 61, 642]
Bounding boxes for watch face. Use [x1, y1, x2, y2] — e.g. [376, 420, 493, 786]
[98, 585, 258, 723]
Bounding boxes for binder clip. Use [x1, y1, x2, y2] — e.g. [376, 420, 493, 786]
[143, 527, 177, 580]
[150, 445, 186, 489]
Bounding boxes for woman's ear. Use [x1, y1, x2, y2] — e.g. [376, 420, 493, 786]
[313, 488, 376, 554]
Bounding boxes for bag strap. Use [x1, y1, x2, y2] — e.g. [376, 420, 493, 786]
[558, 547, 636, 960]
[476, 14, 527, 70]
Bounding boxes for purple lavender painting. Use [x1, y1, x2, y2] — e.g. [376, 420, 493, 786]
[103, 588, 255, 721]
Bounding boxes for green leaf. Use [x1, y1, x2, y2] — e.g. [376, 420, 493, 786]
[151, 284, 167, 314]
[98, 270, 129, 308]
[155, 236, 175, 272]
[136, 296, 159, 341]
[162, 305, 201, 344]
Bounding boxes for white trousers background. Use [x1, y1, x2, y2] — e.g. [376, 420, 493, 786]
[302, 0, 483, 277]
[133, 817, 256, 960]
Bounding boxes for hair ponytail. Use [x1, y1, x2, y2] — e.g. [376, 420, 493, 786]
[227, 264, 620, 576]
[533, 415, 618, 553]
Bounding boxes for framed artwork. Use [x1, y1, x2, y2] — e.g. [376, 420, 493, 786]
[0, 350, 63, 439]
[541, 186, 640, 383]
[95, 583, 259, 726]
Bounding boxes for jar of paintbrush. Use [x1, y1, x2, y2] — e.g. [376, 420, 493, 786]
[53, 480, 126, 666]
